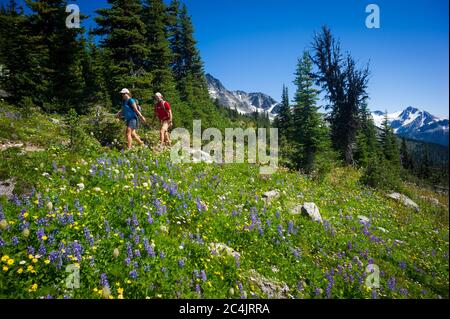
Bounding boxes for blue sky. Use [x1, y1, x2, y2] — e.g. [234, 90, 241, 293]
[11, 0, 450, 116]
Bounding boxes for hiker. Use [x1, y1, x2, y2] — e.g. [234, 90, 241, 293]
[154, 92, 173, 148]
[115, 88, 146, 150]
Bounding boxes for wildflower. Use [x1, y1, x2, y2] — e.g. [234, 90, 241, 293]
[178, 260, 185, 268]
[129, 270, 138, 279]
[113, 248, 120, 258]
[200, 270, 207, 282]
[28, 283, 38, 292]
[100, 273, 110, 288]
[2, 266, 8, 272]
[17, 268, 23, 274]
[7, 259, 14, 266]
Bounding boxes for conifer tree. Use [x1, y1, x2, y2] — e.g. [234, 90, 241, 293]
[311, 26, 370, 164]
[400, 137, 413, 170]
[0, 1, 48, 106]
[380, 112, 401, 168]
[292, 51, 331, 173]
[274, 84, 291, 140]
[354, 102, 379, 167]
[176, 3, 208, 101]
[94, 0, 151, 105]
[26, 0, 85, 112]
[142, 0, 177, 99]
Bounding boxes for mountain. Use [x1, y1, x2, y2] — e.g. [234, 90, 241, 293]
[206, 74, 280, 118]
[371, 107, 449, 146]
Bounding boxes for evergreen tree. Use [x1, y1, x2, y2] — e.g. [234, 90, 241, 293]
[311, 26, 370, 165]
[26, 0, 86, 112]
[0, 1, 48, 106]
[274, 84, 291, 140]
[380, 112, 400, 167]
[418, 143, 431, 179]
[176, 3, 208, 102]
[292, 51, 331, 173]
[93, 0, 151, 105]
[354, 101, 379, 167]
[80, 31, 110, 109]
[400, 137, 413, 170]
[142, 0, 177, 99]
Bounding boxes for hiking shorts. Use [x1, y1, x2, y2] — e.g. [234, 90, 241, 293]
[160, 120, 170, 131]
[126, 118, 138, 130]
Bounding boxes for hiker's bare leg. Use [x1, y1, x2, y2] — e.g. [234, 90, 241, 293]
[126, 127, 133, 149]
[160, 128, 166, 147]
[164, 131, 171, 146]
[132, 130, 144, 146]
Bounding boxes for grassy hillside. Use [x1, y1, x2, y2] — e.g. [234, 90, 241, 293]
[0, 103, 448, 299]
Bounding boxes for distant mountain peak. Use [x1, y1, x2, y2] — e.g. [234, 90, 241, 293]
[206, 74, 279, 118]
[372, 107, 449, 146]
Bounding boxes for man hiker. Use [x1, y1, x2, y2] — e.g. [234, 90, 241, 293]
[115, 88, 146, 150]
[154, 92, 173, 149]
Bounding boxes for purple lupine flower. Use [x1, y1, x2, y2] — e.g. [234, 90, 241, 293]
[36, 228, 45, 241]
[84, 227, 94, 246]
[72, 241, 84, 261]
[147, 211, 154, 224]
[282, 218, 291, 232]
[277, 224, 283, 236]
[297, 281, 303, 292]
[100, 273, 110, 288]
[387, 277, 396, 292]
[178, 260, 185, 268]
[126, 242, 133, 259]
[134, 249, 141, 258]
[194, 270, 200, 278]
[234, 253, 240, 268]
[38, 243, 46, 256]
[132, 214, 139, 227]
[237, 281, 245, 299]
[371, 289, 377, 299]
[200, 270, 207, 282]
[399, 261, 406, 270]
[133, 261, 139, 268]
[125, 258, 131, 266]
[11, 236, 19, 246]
[0, 237, 5, 247]
[314, 288, 322, 297]
[195, 284, 201, 294]
[129, 270, 138, 279]
[160, 251, 165, 259]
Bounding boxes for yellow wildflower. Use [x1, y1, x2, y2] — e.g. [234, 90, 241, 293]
[44, 260, 50, 265]
[32, 258, 38, 264]
[17, 268, 23, 274]
[42, 235, 48, 241]
[28, 284, 38, 292]
[117, 288, 124, 295]
[2, 266, 8, 272]
[7, 259, 14, 265]
[1, 255, 9, 262]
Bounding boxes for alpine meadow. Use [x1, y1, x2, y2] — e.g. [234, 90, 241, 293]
[0, 0, 448, 302]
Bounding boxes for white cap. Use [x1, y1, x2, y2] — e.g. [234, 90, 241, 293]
[155, 92, 163, 98]
[120, 88, 130, 94]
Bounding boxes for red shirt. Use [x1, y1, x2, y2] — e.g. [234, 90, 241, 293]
[155, 101, 171, 121]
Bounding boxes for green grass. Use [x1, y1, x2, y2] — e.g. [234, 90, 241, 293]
[0, 104, 448, 299]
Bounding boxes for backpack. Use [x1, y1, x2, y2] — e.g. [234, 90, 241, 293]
[156, 100, 170, 119]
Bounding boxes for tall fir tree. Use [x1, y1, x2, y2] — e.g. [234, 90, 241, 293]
[354, 101, 379, 167]
[176, 4, 208, 102]
[274, 84, 291, 140]
[292, 51, 331, 173]
[380, 112, 401, 167]
[93, 0, 151, 106]
[311, 26, 370, 164]
[142, 0, 177, 100]
[26, 0, 86, 112]
[400, 137, 413, 170]
[0, 1, 44, 104]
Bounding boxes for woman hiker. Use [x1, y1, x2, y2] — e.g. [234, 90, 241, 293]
[154, 92, 173, 149]
[115, 88, 146, 150]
